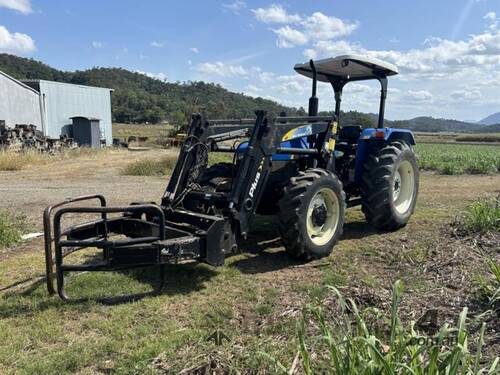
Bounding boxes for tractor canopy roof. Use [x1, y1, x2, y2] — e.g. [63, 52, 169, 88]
[294, 55, 398, 83]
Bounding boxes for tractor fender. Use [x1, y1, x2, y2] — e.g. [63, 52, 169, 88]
[354, 128, 416, 184]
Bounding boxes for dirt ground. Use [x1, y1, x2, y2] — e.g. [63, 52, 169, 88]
[0, 149, 170, 229]
[0, 151, 499, 373]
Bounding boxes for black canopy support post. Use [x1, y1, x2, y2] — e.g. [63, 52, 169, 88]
[308, 60, 319, 117]
[377, 77, 388, 129]
[331, 80, 346, 124]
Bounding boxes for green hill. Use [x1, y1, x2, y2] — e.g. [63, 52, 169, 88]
[0, 53, 494, 133]
[389, 116, 484, 132]
[0, 53, 299, 125]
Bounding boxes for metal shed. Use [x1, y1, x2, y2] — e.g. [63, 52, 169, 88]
[23, 80, 113, 145]
[0, 70, 43, 129]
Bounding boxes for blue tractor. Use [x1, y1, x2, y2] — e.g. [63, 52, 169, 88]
[44, 55, 419, 300]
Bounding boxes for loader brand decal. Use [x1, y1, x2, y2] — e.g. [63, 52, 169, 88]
[282, 125, 313, 141]
[249, 159, 265, 198]
[327, 121, 338, 152]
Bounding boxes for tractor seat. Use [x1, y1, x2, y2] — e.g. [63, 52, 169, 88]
[335, 125, 362, 156]
[337, 125, 362, 144]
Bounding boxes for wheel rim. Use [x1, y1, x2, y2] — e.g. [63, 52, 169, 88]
[393, 160, 415, 214]
[306, 187, 340, 246]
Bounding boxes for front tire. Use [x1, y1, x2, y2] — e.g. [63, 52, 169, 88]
[361, 141, 419, 230]
[278, 169, 345, 260]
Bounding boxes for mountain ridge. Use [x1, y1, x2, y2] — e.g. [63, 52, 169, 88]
[478, 112, 500, 126]
[0, 53, 494, 133]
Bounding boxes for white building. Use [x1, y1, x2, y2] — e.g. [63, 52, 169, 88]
[0, 70, 43, 128]
[0, 70, 113, 145]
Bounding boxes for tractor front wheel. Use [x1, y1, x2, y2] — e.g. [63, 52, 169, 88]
[361, 141, 419, 230]
[278, 169, 345, 260]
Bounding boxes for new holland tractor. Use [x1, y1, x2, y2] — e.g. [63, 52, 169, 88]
[43, 55, 419, 300]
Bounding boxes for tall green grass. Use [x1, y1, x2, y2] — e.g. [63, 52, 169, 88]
[415, 144, 500, 175]
[456, 195, 500, 234]
[264, 281, 499, 374]
[122, 155, 178, 176]
[0, 210, 28, 247]
[476, 260, 500, 311]
[456, 134, 500, 143]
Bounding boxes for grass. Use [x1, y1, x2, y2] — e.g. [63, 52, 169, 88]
[476, 260, 500, 311]
[0, 150, 50, 171]
[265, 281, 499, 374]
[0, 210, 28, 247]
[0, 253, 291, 373]
[415, 143, 500, 175]
[0, 148, 116, 171]
[455, 195, 500, 234]
[112, 123, 173, 147]
[414, 132, 500, 144]
[121, 154, 178, 176]
[121, 152, 232, 176]
[456, 133, 500, 143]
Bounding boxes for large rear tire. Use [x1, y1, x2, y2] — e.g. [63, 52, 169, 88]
[361, 141, 419, 230]
[278, 169, 345, 260]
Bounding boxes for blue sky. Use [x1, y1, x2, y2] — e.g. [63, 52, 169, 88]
[1, 0, 500, 121]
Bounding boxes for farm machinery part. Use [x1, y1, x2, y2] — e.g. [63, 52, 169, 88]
[44, 55, 420, 300]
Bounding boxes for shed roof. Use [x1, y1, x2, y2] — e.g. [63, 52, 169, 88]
[0, 70, 41, 95]
[22, 79, 113, 92]
[294, 55, 398, 82]
[70, 116, 101, 121]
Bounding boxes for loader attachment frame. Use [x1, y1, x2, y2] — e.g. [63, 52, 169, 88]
[43, 111, 337, 301]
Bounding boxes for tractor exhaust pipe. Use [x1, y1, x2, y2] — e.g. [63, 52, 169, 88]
[308, 59, 319, 117]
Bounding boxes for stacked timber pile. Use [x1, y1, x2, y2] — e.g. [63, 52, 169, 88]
[0, 122, 76, 152]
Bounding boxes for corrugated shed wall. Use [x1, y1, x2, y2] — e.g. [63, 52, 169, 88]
[39, 81, 113, 145]
[0, 72, 43, 128]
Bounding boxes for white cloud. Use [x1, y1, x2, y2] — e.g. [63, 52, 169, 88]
[450, 89, 483, 102]
[246, 84, 261, 92]
[302, 12, 358, 41]
[0, 25, 35, 53]
[136, 70, 167, 81]
[273, 26, 308, 48]
[150, 41, 164, 48]
[252, 4, 301, 24]
[194, 11, 500, 120]
[194, 61, 249, 78]
[276, 79, 304, 94]
[305, 28, 500, 78]
[92, 41, 103, 48]
[484, 11, 498, 30]
[0, 0, 32, 14]
[222, 1, 246, 14]
[404, 90, 434, 102]
[189, 47, 199, 53]
[259, 10, 358, 48]
[484, 12, 496, 20]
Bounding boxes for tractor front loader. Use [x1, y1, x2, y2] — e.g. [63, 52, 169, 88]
[44, 55, 419, 301]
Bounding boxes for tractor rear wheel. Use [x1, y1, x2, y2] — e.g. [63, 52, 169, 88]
[361, 141, 419, 230]
[278, 169, 345, 260]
